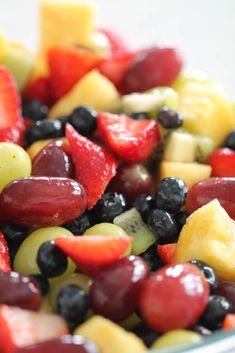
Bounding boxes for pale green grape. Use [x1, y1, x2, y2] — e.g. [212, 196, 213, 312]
[151, 329, 202, 349]
[0, 142, 31, 192]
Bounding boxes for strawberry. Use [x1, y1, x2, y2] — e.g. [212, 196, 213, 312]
[55, 235, 132, 276]
[0, 305, 68, 353]
[0, 66, 24, 145]
[99, 28, 132, 56]
[0, 232, 11, 273]
[208, 148, 235, 177]
[97, 52, 136, 89]
[48, 45, 97, 102]
[66, 124, 118, 209]
[23, 77, 53, 107]
[222, 314, 235, 330]
[97, 112, 160, 163]
[157, 243, 177, 265]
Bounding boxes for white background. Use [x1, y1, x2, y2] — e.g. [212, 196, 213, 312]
[0, 0, 234, 99]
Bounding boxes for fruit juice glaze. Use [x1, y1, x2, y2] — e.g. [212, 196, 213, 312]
[0, 1, 235, 353]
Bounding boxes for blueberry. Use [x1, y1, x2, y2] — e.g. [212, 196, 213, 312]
[1, 223, 29, 248]
[64, 213, 91, 235]
[140, 244, 163, 272]
[90, 192, 127, 223]
[57, 115, 70, 133]
[131, 195, 156, 223]
[68, 105, 97, 136]
[157, 108, 183, 129]
[36, 241, 68, 278]
[131, 112, 150, 121]
[155, 177, 187, 213]
[147, 209, 179, 244]
[29, 274, 50, 296]
[56, 284, 89, 327]
[25, 119, 64, 145]
[199, 295, 232, 330]
[223, 131, 235, 150]
[174, 211, 188, 232]
[22, 99, 48, 121]
[189, 260, 218, 294]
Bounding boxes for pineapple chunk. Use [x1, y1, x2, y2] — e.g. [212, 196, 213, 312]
[159, 161, 211, 188]
[163, 131, 197, 163]
[40, 0, 96, 53]
[175, 199, 235, 281]
[174, 78, 235, 146]
[75, 316, 146, 353]
[49, 70, 120, 118]
[0, 33, 7, 61]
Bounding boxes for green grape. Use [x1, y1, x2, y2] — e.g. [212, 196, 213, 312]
[0, 142, 32, 192]
[120, 312, 142, 330]
[151, 329, 202, 349]
[151, 87, 179, 111]
[14, 227, 76, 280]
[49, 273, 92, 311]
[194, 135, 215, 162]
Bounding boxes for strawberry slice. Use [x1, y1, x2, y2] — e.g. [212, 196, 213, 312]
[0, 66, 24, 145]
[97, 112, 160, 163]
[157, 243, 177, 265]
[55, 235, 132, 276]
[97, 52, 136, 89]
[223, 314, 235, 330]
[99, 28, 132, 56]
[23, 77, 53, 107]
[48, 45, 97, 102]
[66, 124, 118, 209]
[208, 148, 235, 177]
[0, 305, 68, 353]
[0, 232, 11, 273]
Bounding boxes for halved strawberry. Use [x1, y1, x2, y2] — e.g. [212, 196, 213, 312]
[48, 45, 97, 102]
[157, 243, 177, 265]
[0, 305, 68, 353]
[223, 314, 235, 330]
[97, 112, 160, 163]
[208, 148, 235, 177]
[55, 235, 132, 276]
[23, 77, 53, 107]
[66, 124, 118, 209]
[99, 28, 132, 56]
[0, 232, 11, 273]
[0, 66, 24, 145]
[97, 52, 136, 89]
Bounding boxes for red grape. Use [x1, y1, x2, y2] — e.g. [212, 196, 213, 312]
[121, 46, 183, 94]
[0, 272, 41, 311]
[186, 177, 235, 219]
[32, 141, 74, 178]
[89, 256, 149, 322]
[108, 163, 152, 202]
[0, 177, 87, 227]
[218, 281, 235, 312]
[139, 263, 209, 332]
[15, 335, 100, 353]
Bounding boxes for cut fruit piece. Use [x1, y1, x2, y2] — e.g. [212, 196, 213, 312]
[75, 315, 146, 353]
[159, 161, 212, 188]
[48, 45, 97, 101]
[151, 329, 202, 349]
[208, 148, 235, 177]
[223, 314, 235, 330]
[66, 124, 118, 209]
[84, 31, 111, 58]
[99, 28, 132, 57]
[49, 70, 120, 118]
[0, 33, 7, 61]
[0, 232, 11, 273]
[113, 208, 156, 255]
[97, 112, 160, 163]
[175, 199, 235, 281]
[40, 0, 95, 53]
[157, 243, 177, 265]
[0, 304, 68, 353]
[54, 235, 132, 274]
[163, 131, 196, 163]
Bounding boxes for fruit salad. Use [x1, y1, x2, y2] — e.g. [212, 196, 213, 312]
[0, 1, 235, 353]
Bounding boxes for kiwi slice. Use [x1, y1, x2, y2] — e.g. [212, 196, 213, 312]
[195, 136, 214, 162]
[113, 208, 156, 255]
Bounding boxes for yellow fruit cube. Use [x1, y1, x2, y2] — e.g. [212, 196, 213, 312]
[159, 161, 211, 188]
[0, 32, 7, 61]
[163, 131, 197, 163]
[175, 199, 235, 281]
[40, 0, 96, 53]
[75, 316, 146, 353]
[49, 70, 120, 118]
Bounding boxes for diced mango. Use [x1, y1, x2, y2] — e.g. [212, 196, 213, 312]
[75, 316, 146, 353]
[49, 70, 120, 118]
[175, 199, 235, 281]
[159, 161, 211, 188]
[40, 0, 96, 53]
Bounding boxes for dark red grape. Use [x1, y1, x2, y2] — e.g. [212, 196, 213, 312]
[32, 140, 74, 178]
[218, 281, 235, 312]
[89, 256, 149, 322]
[0, 272, 41, 311]
[0, 177, 87, 227]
